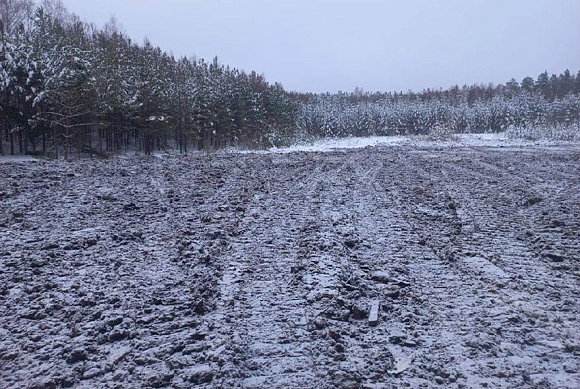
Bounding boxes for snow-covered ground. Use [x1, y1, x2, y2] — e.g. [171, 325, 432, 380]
[4, 132, 577, 162]
[0, 155, 39, 163]
[1, 143, 579, 388]
[267, 132, 580, 153]
[271, 135, 412, 152]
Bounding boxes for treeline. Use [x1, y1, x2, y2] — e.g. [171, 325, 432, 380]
[1, 0, 298, 157]
[1, 0, 580, 157]
[294, 71, 580, 139]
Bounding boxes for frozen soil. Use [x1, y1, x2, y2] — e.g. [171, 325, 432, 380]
[1, 144, 579, 388]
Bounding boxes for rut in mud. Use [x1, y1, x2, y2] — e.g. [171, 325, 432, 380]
[1, 145, 579, 388]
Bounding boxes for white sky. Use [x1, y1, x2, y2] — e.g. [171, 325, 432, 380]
[60, 0, 580, 93]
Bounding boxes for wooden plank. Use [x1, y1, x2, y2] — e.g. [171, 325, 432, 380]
[369, 300, 380, 326]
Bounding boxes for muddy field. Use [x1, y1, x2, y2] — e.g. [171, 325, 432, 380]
[1, 144, 579, 388]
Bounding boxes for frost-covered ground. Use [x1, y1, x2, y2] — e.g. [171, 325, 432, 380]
[1, 142, 580, 388]
[266, 132, 580, 153]
[0, 155, 40, 164]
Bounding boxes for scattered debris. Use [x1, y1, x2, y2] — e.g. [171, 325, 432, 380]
[369, 300, 380, 326]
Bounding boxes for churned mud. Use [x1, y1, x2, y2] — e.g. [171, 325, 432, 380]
[1, 144, 579, 388]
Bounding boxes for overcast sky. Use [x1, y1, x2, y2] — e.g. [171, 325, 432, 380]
[60, 0, 580, 93]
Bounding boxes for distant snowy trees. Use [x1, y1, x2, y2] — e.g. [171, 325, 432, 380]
[1, 0, 579, 156]
[294, 72, 580, 141]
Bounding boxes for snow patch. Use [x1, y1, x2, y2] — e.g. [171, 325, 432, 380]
[0, 155, 39, 163]
[261, 132, 580, 153]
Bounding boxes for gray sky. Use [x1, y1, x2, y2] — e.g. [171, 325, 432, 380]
[60, 0, 580, 93]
